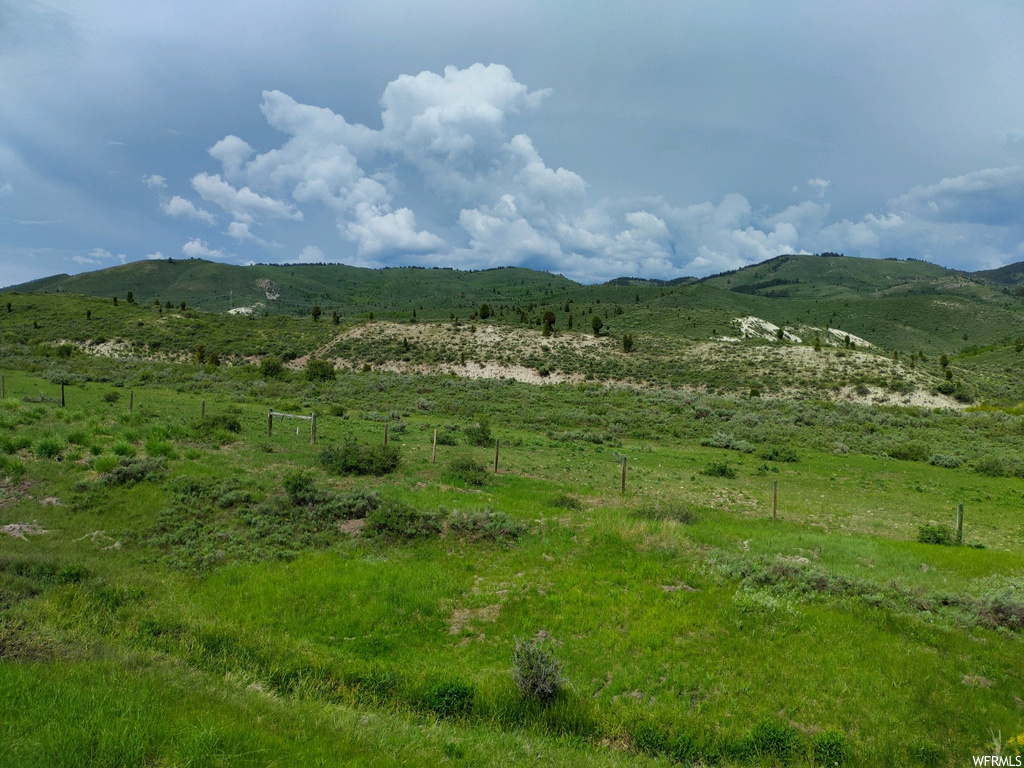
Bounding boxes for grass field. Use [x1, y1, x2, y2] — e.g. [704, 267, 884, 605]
[1, 334, 1023, 767]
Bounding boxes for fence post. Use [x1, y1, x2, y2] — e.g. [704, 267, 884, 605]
[61, 383, 65, 408]
[384, 422, 389, 446]
[201, 399, 206, 419]
[311, 412, 317, 445]
[432, 429, 437, 464]
[773, 480, 778, 521]
[2, 374, 5, 399]
[956, 502, 964, 544]
[620, 456, 627, 493]
[267, 409, 273, 437]
[129, 391, 134, 413]
[494, 439, 500, 473]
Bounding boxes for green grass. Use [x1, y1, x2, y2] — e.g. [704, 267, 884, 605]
[2, 293, 1024, 765]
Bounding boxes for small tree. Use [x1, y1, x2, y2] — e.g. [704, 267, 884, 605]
[479, 303, 492, 320]
[567, 313, 573, 330]
[311, 305, 322, 322]
[940, 353, 949, 368]
[86, 309, 92, 320]
[776, 326, 784, 341]
[306, 358, 336, 382]
[622, 333, 634, 353]
[126, 291, 135, 304]
[180, 301, 186, 311]
[194, 344, 206, 365]
[112, 296, 118, 306]
[208, 351, 220, 366]
[591, 315, 603, 337]
[542, 310, 556, 336]
[332, 310, 340, 325]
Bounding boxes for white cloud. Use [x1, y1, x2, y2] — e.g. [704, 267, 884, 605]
[143, 174, 166, 190]
[73, 247, 127, 266]
[192, 173, 302, 223]
[808, 178, 830, 197]
[225, 220, 269, 245]
[145, 251, 165, 260]
[161, 195, 216, 224]
[0, 182, 12, 196]
[293, 245, 325, 263]
[182, 238, 225, 258]
[345, 204, 447, 257]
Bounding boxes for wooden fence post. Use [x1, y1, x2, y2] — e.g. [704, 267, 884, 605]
[129, 391, 134, 413]
[620, 456, 627, 493]
[61, 383, 65, 408]
[201, 399, 206, 419]
[267, 409, 273, 437]
[956, 502, 964, 544]
[2, 374, 5, 399]
[773, 480, 778, 521]
[384, 422, 389, 446]
[494, 439, 500, 473]
[311, 412, 317, 445]
[432, 429, 437, 464]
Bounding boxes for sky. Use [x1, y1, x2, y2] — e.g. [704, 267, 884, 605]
[2, 1, 1024, 287]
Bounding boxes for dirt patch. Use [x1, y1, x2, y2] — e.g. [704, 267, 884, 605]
[449, 603, 501, 634]
[338, 518, 365, 536]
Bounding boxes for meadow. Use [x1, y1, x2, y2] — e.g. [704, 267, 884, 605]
[1, 274, 1024, 766]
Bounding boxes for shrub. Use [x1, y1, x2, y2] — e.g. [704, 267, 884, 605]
[421, 680, 475, 718]
[192, 414, 242, 443]
[365, 500, 443, 541]
[306, 358, 335, 382]
[102, 391, 121, 403]
[813, 729, 849, 765]
[622, 333, 634, 353]
[758, 445, 799, 462]
[103, 457, 166, 487]
[887, 441, 930, 462]
[282, 470, 319, 506]
[975, 455, 1009, 477]
[319, 440, 400, 476]
[445, 457, 489, 486]
[917, 523, 956, 546]
[549, 493, 582, 510]
[145, 438, 177, 459]
[447, 507, 527, 544]
[702, 460, 736, 479]
[512, 637, 563, 704]
[928, 454, 963, 469]
[700, 431, 754, 453]
[463, 416, 492, 446]
[260, 357, 284, 378]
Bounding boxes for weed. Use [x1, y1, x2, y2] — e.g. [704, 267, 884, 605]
[812, 730, 849, 765]
[633, 501, 699, 524]
[750, 718, 801, 761]
[549, 493, 582, 510]
[33, 434, 65, 460]
[420, 680, 475, 718]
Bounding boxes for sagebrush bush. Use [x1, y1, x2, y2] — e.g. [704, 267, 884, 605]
[462, 416, 492, 446]
[102, 457, 166, 487]
[758, 445, 799, 462]
[445, 457, 489, 486]
[928, 454, 963, 469]
[319, 439, 400, 476]
[917, 523, 956, 546]
[702, 460, 736, 478]
[447, 507, 527, 545]
[512, 637, 563, 704]
[365, 499, 443, 541]
[887, 441, 930, 462]
[634, 502, 699, 524]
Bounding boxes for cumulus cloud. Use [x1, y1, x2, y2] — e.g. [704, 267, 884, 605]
[292, 245, 325, 263]
[156, 64, 1024, 281]
[182, 238, 225, 258]
[161, 195, 216, 224]
[145, 251, 165, 260]
[192, 173, 302, 223]
[143, 174, 166, 190]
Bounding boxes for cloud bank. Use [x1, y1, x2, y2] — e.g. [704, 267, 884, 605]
[151, 64, 1024, 281]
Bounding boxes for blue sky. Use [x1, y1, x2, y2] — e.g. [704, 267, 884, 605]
[2, 1, 1024, 286]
